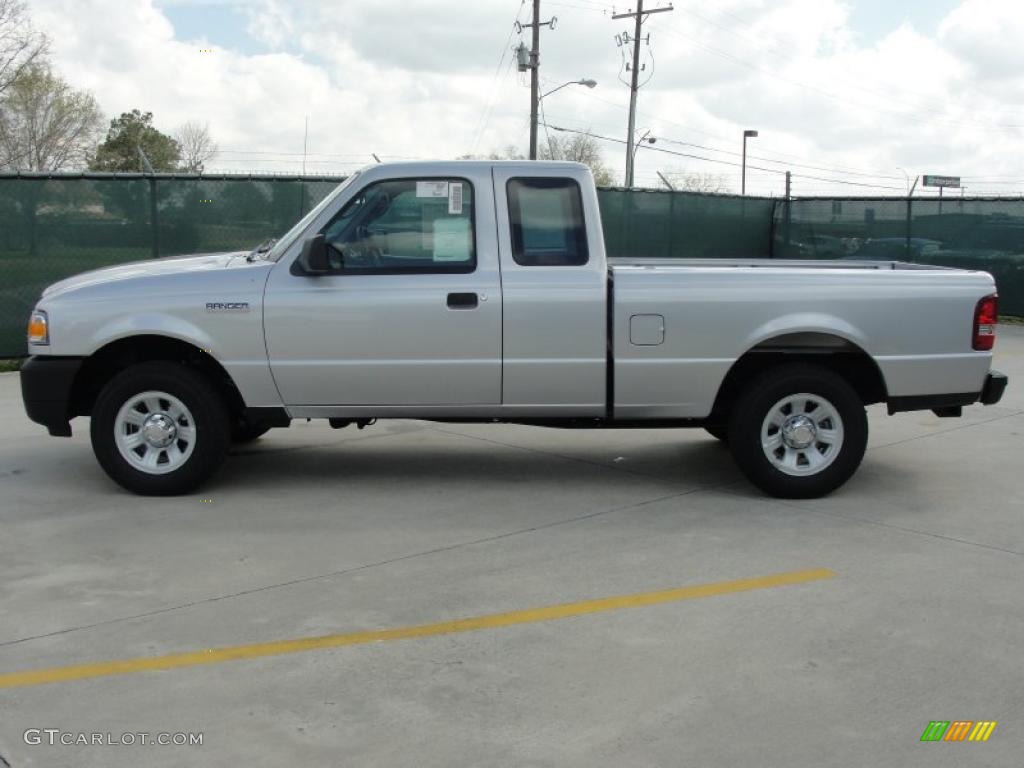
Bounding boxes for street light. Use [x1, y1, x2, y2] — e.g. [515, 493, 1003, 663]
[537, 79, 597, 160]
[741, 129, 758, 196]
[631, 129, 656, 182]
[540, 78, 597, 100]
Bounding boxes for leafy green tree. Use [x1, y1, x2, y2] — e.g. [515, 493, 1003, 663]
[89, 109, 180, 171]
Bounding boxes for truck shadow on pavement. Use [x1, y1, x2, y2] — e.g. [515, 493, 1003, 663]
[215, 432, 742, 494]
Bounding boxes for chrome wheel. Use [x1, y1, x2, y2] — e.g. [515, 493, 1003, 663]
[114, 391, 197, 475]
[760, 392, 844, 477]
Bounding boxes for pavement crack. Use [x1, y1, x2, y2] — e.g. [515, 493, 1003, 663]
[0, 484, 728, 649]
[772, 500, 1023, 558]
[871, 408, 1023, 451]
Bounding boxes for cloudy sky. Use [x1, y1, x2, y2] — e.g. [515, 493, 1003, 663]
[27, 0, 1024, 195]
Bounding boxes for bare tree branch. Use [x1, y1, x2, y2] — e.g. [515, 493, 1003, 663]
[0, 63, 103, 171]
[540, 132, 615, 186]
[0, 0, 49, 98]
[174, 120, 217, 172]
[659, 168, 732, 194]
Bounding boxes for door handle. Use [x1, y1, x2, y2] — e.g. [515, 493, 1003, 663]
[447, 292, 479, 310]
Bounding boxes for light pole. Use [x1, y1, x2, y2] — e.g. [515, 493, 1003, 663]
[540, 78, 597, 101]
[741, 129, 758, 196]
[896, 166, 919, 197]
[538, 79, 597, 159]
[631, 129, 656, 183]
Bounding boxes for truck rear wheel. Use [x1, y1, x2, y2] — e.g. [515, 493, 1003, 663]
[727, 364, 867, 498]
[90, 362, 231, 495]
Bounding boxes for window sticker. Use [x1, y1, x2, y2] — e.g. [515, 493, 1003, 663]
[433, 218, 471, 262]
[416, 181, 449, 198]
[448, 182, 463, 215]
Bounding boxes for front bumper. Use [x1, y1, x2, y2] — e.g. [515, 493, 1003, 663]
[20, 356, 84, 437]
[888, 369, 1008, 415]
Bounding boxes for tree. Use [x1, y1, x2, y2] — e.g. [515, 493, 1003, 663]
[90, 109, 180, 172]
[457, 145, 525, 161]
[0, 63, 102, 171]
[539, 132, 615, 186]
[0, 0, 48, 98]
[175, 120, 217, 172]
[659, 169, 731, 194]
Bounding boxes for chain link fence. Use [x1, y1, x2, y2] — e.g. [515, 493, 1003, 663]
[772, 196, 1024, 318]
[1, 173, 1021, 357]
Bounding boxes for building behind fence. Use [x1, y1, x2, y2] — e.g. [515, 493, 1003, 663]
[1, 173, 1022, 357]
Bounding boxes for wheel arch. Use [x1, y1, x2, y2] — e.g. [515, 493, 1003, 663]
[709, 331, 888, 422]
[69, 334, 246, 420]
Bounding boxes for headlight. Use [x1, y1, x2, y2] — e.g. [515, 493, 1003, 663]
[27, 310, 49, 345]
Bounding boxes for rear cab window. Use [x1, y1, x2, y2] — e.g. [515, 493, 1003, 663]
[507, 178, 589, 267]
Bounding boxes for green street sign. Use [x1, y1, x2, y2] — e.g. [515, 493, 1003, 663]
[922, 175, 960, 188]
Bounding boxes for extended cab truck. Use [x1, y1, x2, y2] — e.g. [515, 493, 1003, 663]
[21, 161, 1008, 497]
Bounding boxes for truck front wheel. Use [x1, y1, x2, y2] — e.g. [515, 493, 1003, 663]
[727, 364, 868, 498]
[90, 362, 231, 495]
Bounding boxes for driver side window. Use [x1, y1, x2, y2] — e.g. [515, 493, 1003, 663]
[320, 178, 476, 273]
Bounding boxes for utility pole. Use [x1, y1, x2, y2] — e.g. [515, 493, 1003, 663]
[613, 2, 673, 187]
[530, 0, 541, 160]
[741, 129, 758, 195]
[302, 115, 308, 175]
[521, 1, 557, 160]
[784, 170, 792, 253]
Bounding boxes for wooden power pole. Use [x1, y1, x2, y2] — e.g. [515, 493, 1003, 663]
[613, 2, 673, 186]
[523, 1, 556, 160]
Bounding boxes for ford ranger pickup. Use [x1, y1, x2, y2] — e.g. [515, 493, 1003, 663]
[20, 161, 1008, 497]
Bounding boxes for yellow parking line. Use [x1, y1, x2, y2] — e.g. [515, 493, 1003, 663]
[0, 567, 834, 689]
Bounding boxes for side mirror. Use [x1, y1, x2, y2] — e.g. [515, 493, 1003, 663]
[294, 234, 330, 275]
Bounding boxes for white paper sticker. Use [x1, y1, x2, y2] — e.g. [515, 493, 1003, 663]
[416, 181, 449, 198]
[448, 182, 463, 215]
[433, 218, 471, 262]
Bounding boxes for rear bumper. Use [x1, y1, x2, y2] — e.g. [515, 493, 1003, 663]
[20, 356, 84, 437]
[887, 370, 1008, 415]
[980, 370, 1008, 405]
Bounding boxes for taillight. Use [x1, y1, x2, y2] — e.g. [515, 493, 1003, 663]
[973, 294, 998, 351]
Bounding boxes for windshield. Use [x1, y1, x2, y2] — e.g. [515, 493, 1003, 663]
[262, 172, 362, 261]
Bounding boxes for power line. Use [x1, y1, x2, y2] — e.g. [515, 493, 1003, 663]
[543, 110, 910, 187]
[471, 0, 527, 153]
[546, 81, 914, 180]
[611, 1, 674, 186]
[653, 137, 905, 180]
[544, 122, 906, 190]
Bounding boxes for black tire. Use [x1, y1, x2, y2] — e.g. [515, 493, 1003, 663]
[231, 421, 273, 443]
[704, 424, 729, 442]
[727, 364, 868, 499]
[90, 361, 231, 495]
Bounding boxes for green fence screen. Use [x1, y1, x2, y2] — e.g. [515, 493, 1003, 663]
[0, 173, 341, 356]
[1, 173, 1022, 357]
[772, 197, 1024, 317]
[597, 187, 775, 260]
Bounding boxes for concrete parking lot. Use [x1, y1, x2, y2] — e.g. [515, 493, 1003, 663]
[1, 326, 1021, 767]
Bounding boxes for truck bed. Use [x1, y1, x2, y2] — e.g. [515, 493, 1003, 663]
[608, 257, 961, 272]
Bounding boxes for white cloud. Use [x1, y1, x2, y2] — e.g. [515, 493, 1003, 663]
[25, 0, 1024, 194]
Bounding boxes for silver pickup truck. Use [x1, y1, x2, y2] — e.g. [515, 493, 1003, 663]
[21, 161, 1007, 497]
